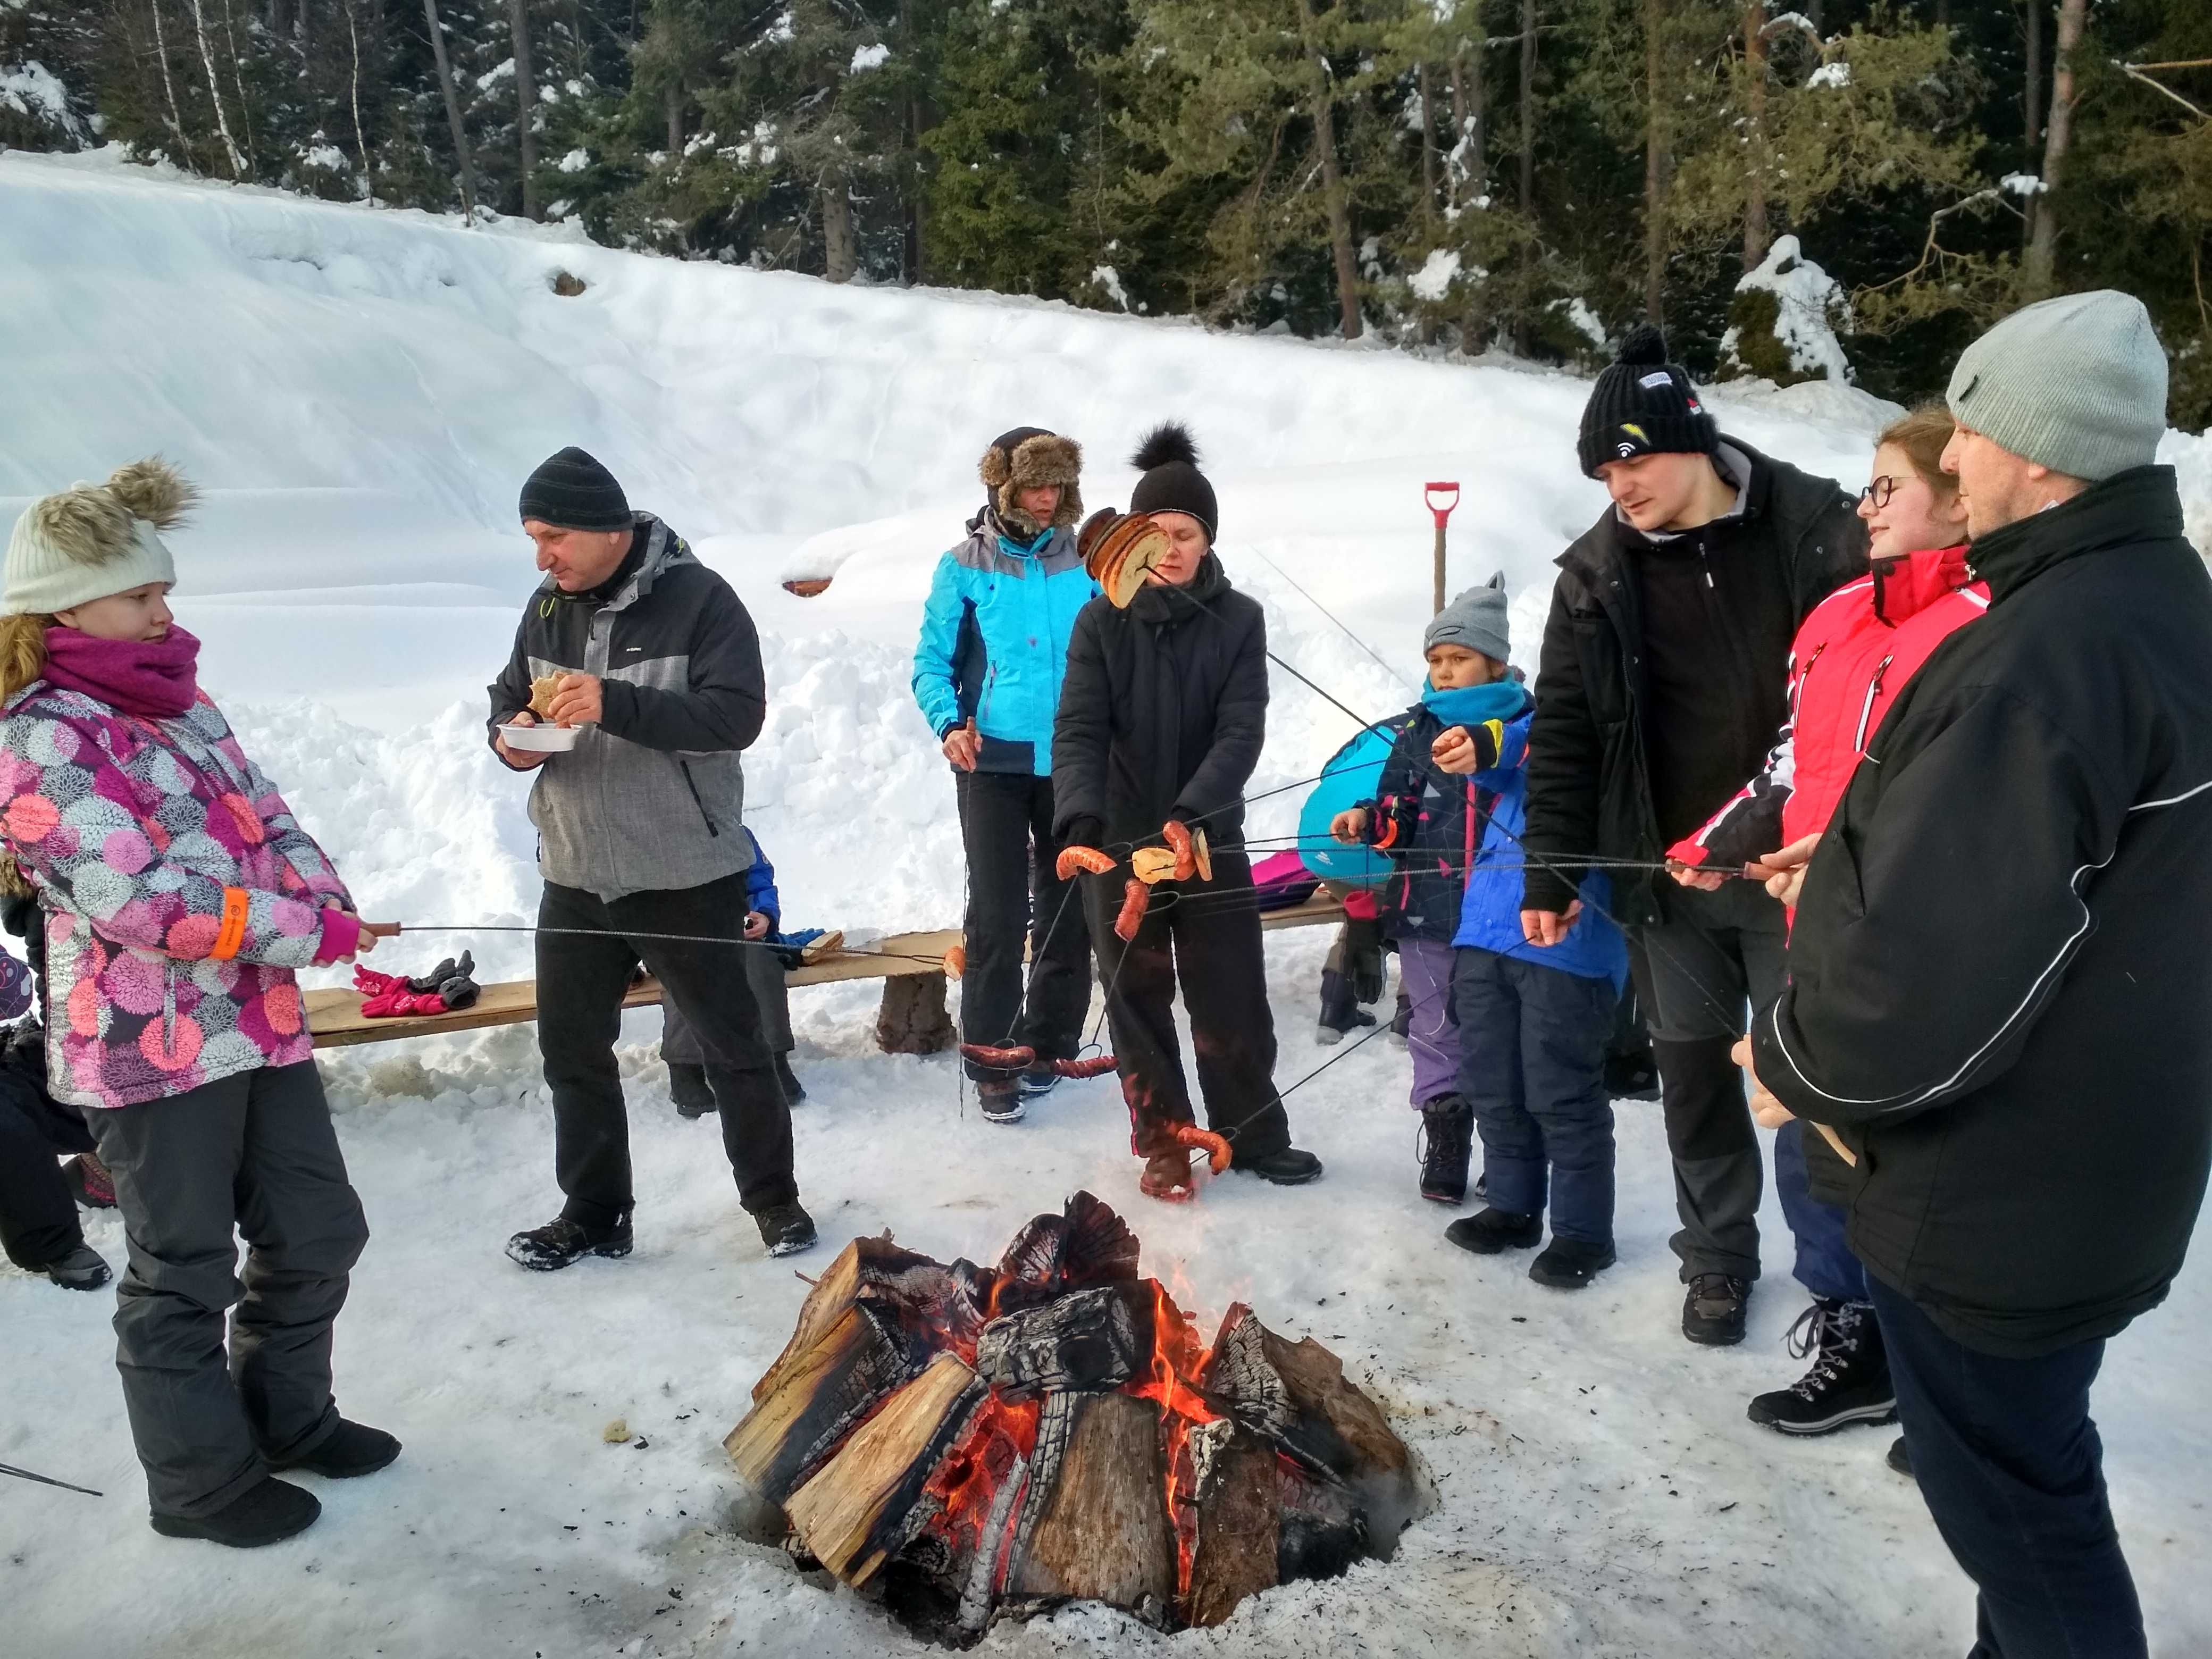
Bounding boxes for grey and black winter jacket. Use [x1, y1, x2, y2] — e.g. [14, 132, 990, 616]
[487, 515, 766, 900]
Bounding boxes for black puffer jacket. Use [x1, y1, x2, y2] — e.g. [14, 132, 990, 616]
[1754, 466, 2212, 1359]
[1050, 552, 1268, 849]
[1521, 439, 1865, 924]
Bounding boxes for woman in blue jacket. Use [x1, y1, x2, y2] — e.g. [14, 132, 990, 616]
[911, 429, 1097, 1123]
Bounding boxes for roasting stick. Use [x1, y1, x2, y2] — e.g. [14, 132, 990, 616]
[0, 1460, 102, 1497]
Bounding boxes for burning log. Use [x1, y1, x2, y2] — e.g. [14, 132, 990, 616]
[724, 1194, 1423, 1642]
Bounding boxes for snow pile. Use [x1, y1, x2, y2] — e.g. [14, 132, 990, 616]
[1408, 247, 1462, 301]
[0, 58, 80, 141]
[1720, 234, 1854, 386]
[2, 151, 2209, 1658]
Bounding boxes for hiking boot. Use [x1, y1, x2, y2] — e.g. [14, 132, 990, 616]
[756, 1202, 816, 1257]
[1141, 1151, 1196, 1201]
[1314, 1008, 1377, 1046]
[1886, 1436, 1915, 1479]
[774, 1054, 808, 1106]
[64, 1153, 115, 1209]
[1529, 1237, 1616, 1290]
[669, 1062, 716, 1119]
[272, 1420, 401, 1479]
[44, 1244, 112, 1291]
[151, 1476, 319, 1548]
[1417, 1096, 1474, 1204]
[1232, 1145, 1324, 1185]
[1682, 1273, 1752, 1346]
[977, 1080, 1025, 1125]
[1747, 1299, 1897, 1436]
[1017, 1068, 1061, 1101]
[506, 1212, 633, 1271]
[1444, 1208, 1542, 1255]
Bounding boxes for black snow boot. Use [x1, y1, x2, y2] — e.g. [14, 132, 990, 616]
[1314, 965, 1377, 1045]
[1388, 985, 1412, 1050]
[669, 1062, 716, 1119]
[44, 1245, 112, 1291]
[1444, 1208, 1543, 1255]
[506, 1212, 634, 1271]
[977, 1079, 1025, 1125]
[1417, 1096, 1474, 1204]
[1886, 1436, 1915, 1479]
[1017, 1068, 1060, 1101]
[775, 1054, 808, 1106]
[1682, 1273, 1752, 1346]
[756, 1202, 817, 1258]
[272, 1420, 401, 1479]
[1529, 1237, 1616, 1290]
[151, 1476, 320, 1548]
[1232, 1146, 1325, 1185]
[1747, 1299, 1896, 1436]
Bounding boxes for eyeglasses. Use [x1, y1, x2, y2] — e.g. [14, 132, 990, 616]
[1859, 475, 1897, 509]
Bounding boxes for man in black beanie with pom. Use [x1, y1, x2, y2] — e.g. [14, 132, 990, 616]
[489, 446, 816, 1268]
[1519, 328, 1864, 1348]
[1052, 424, 1323, 1201]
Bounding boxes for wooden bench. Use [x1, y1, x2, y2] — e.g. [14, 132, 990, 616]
[303, 893, 1350, 1052]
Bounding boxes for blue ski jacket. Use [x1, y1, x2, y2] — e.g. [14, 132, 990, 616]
[912, 513, 1098, 776]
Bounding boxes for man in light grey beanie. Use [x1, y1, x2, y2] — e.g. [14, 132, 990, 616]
[1425, 572, 1511, 661]
[1742, 288, 2205, 1657]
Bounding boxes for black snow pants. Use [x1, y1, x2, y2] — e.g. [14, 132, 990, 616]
[1083, 849, 1292, 1161]
[956, 770, 1093, 1079]
[0, 1057, 94, 1271]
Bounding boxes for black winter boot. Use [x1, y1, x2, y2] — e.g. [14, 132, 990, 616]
[1444, 1208, 1542, 1255]
[44, 1245, 112, 1291]
[151, 1477, 320, 1547]
[272, 1420, 401, 1479]
[756, 1202, 817, 1257]
[1886, 1436, 1915, 1479]
[1682, 1273, 1752, 1346]
[977, 1079, 1025, 1125]
[1529, 1237, 1616, 1289]
[1233, 1146, 1325, 1185]
[669, 1062, 716, 1119]
[1417, 1096, 1474, 1204]
[1747, 1299, 1896, 1435]
[506, 1212, 634, 1271]
[1314, 966, 1376, 1045]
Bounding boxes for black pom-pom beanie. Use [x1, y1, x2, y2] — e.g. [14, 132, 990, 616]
[1576, 324, 1719, 478]
[519, 446, 633, 531]
[1128, 422, 1219, 540]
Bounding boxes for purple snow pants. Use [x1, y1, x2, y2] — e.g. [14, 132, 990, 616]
[1397, 937, 1460, 1108]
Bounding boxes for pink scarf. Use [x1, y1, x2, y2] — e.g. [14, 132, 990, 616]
[41, 626, 203, 719]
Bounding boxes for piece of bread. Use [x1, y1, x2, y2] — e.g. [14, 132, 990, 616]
[528, 675, 563, 718]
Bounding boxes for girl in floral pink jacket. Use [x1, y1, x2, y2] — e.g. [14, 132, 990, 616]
[0, 459, 398, 1548]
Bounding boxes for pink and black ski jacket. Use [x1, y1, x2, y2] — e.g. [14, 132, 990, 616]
[1668, 543, 1988, 873]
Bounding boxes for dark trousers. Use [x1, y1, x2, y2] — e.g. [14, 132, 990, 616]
[87, 1061, 368, 1518]
[1630, 879, 1792, 1283]
[1084, 849, 1291, 1161]
[956, 771, 1092, 1079]
[0, 1061, 93, 1270]
[1869, 1278, 2146, 1659]
[662, 939, 793, 1063]
[1453, 947, 1619, 1246]
[538, 873, 795, 1229]
[1773, 1118, 1869, 1303]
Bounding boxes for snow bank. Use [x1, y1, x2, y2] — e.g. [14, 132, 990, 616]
[2, 151, 2210, 1659]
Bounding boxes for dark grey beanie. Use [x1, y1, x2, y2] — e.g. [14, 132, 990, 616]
[1425, 572, 1510, 662]
[519, 447, 632, 531]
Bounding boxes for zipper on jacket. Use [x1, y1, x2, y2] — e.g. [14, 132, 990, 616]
[678, 760, 721, 837]
[1853, 656, 1894, 754]
[1789, 641, 1828, 719]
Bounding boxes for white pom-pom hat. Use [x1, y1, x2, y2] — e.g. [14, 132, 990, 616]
[4, 457, 196, 617]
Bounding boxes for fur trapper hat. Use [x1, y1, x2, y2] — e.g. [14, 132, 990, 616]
[979, 427, 1084, 538]
[5, 458, 196, 617]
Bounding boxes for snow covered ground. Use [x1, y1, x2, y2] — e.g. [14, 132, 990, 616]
[2, 150, 2209, 1658]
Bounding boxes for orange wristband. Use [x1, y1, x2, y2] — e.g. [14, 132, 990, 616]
[210, 887, 250, 961]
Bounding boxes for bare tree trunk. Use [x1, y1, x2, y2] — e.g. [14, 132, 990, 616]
[1742, 0, 1768, 270]
[665, 82, 682, 154]
[148, 0, 197, 171]
[220, 0, 256, 174]
[511, 0, 539, 219]
[1296, 0, 1362, 340]
[1418, 62, 1438, 221]
[2023, 0, 2083, 296]
[423, 0, 477, 220]
[1643, 0, 1671, 324]
[822, 171, 857, 283]
[2021, 0, 2042, 248]
[1517, 0, 1536, 215]
[187, 0, 246, 175]
[345, 0, 372, 197]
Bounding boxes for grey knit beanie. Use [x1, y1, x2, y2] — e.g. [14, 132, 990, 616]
[1425, 572, 1510, 663]
[1946, 291, 2168, 483]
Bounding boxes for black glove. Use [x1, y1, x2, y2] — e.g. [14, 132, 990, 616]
[1060, 817, 1106, 854]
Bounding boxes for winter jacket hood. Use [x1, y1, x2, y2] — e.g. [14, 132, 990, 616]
[911, 513, 1096, 776]
[1521, 436, 1866, 925]
[1050, 552, 1267, 846]
[1753, 465, 2212, 1357]
[488, 514, 766, 902]
[0, 682, 356, 1109]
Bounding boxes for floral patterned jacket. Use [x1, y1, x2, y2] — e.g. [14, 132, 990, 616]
[0, 682, 355, 1109]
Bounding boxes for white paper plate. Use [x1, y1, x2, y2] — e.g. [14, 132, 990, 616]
[497, 722, 580, 752]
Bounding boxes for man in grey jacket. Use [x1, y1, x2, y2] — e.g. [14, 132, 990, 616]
[489, 447, 814, 1267]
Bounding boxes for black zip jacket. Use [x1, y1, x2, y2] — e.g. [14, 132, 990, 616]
[1521, 439, 1865, 924]
[1753, 466, 2212, 1358]
[1361, 702, 1498, 943]
[1050, 552, 1269, 849]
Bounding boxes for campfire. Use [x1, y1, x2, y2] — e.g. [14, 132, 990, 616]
[725, 1193, 1423, 1641]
